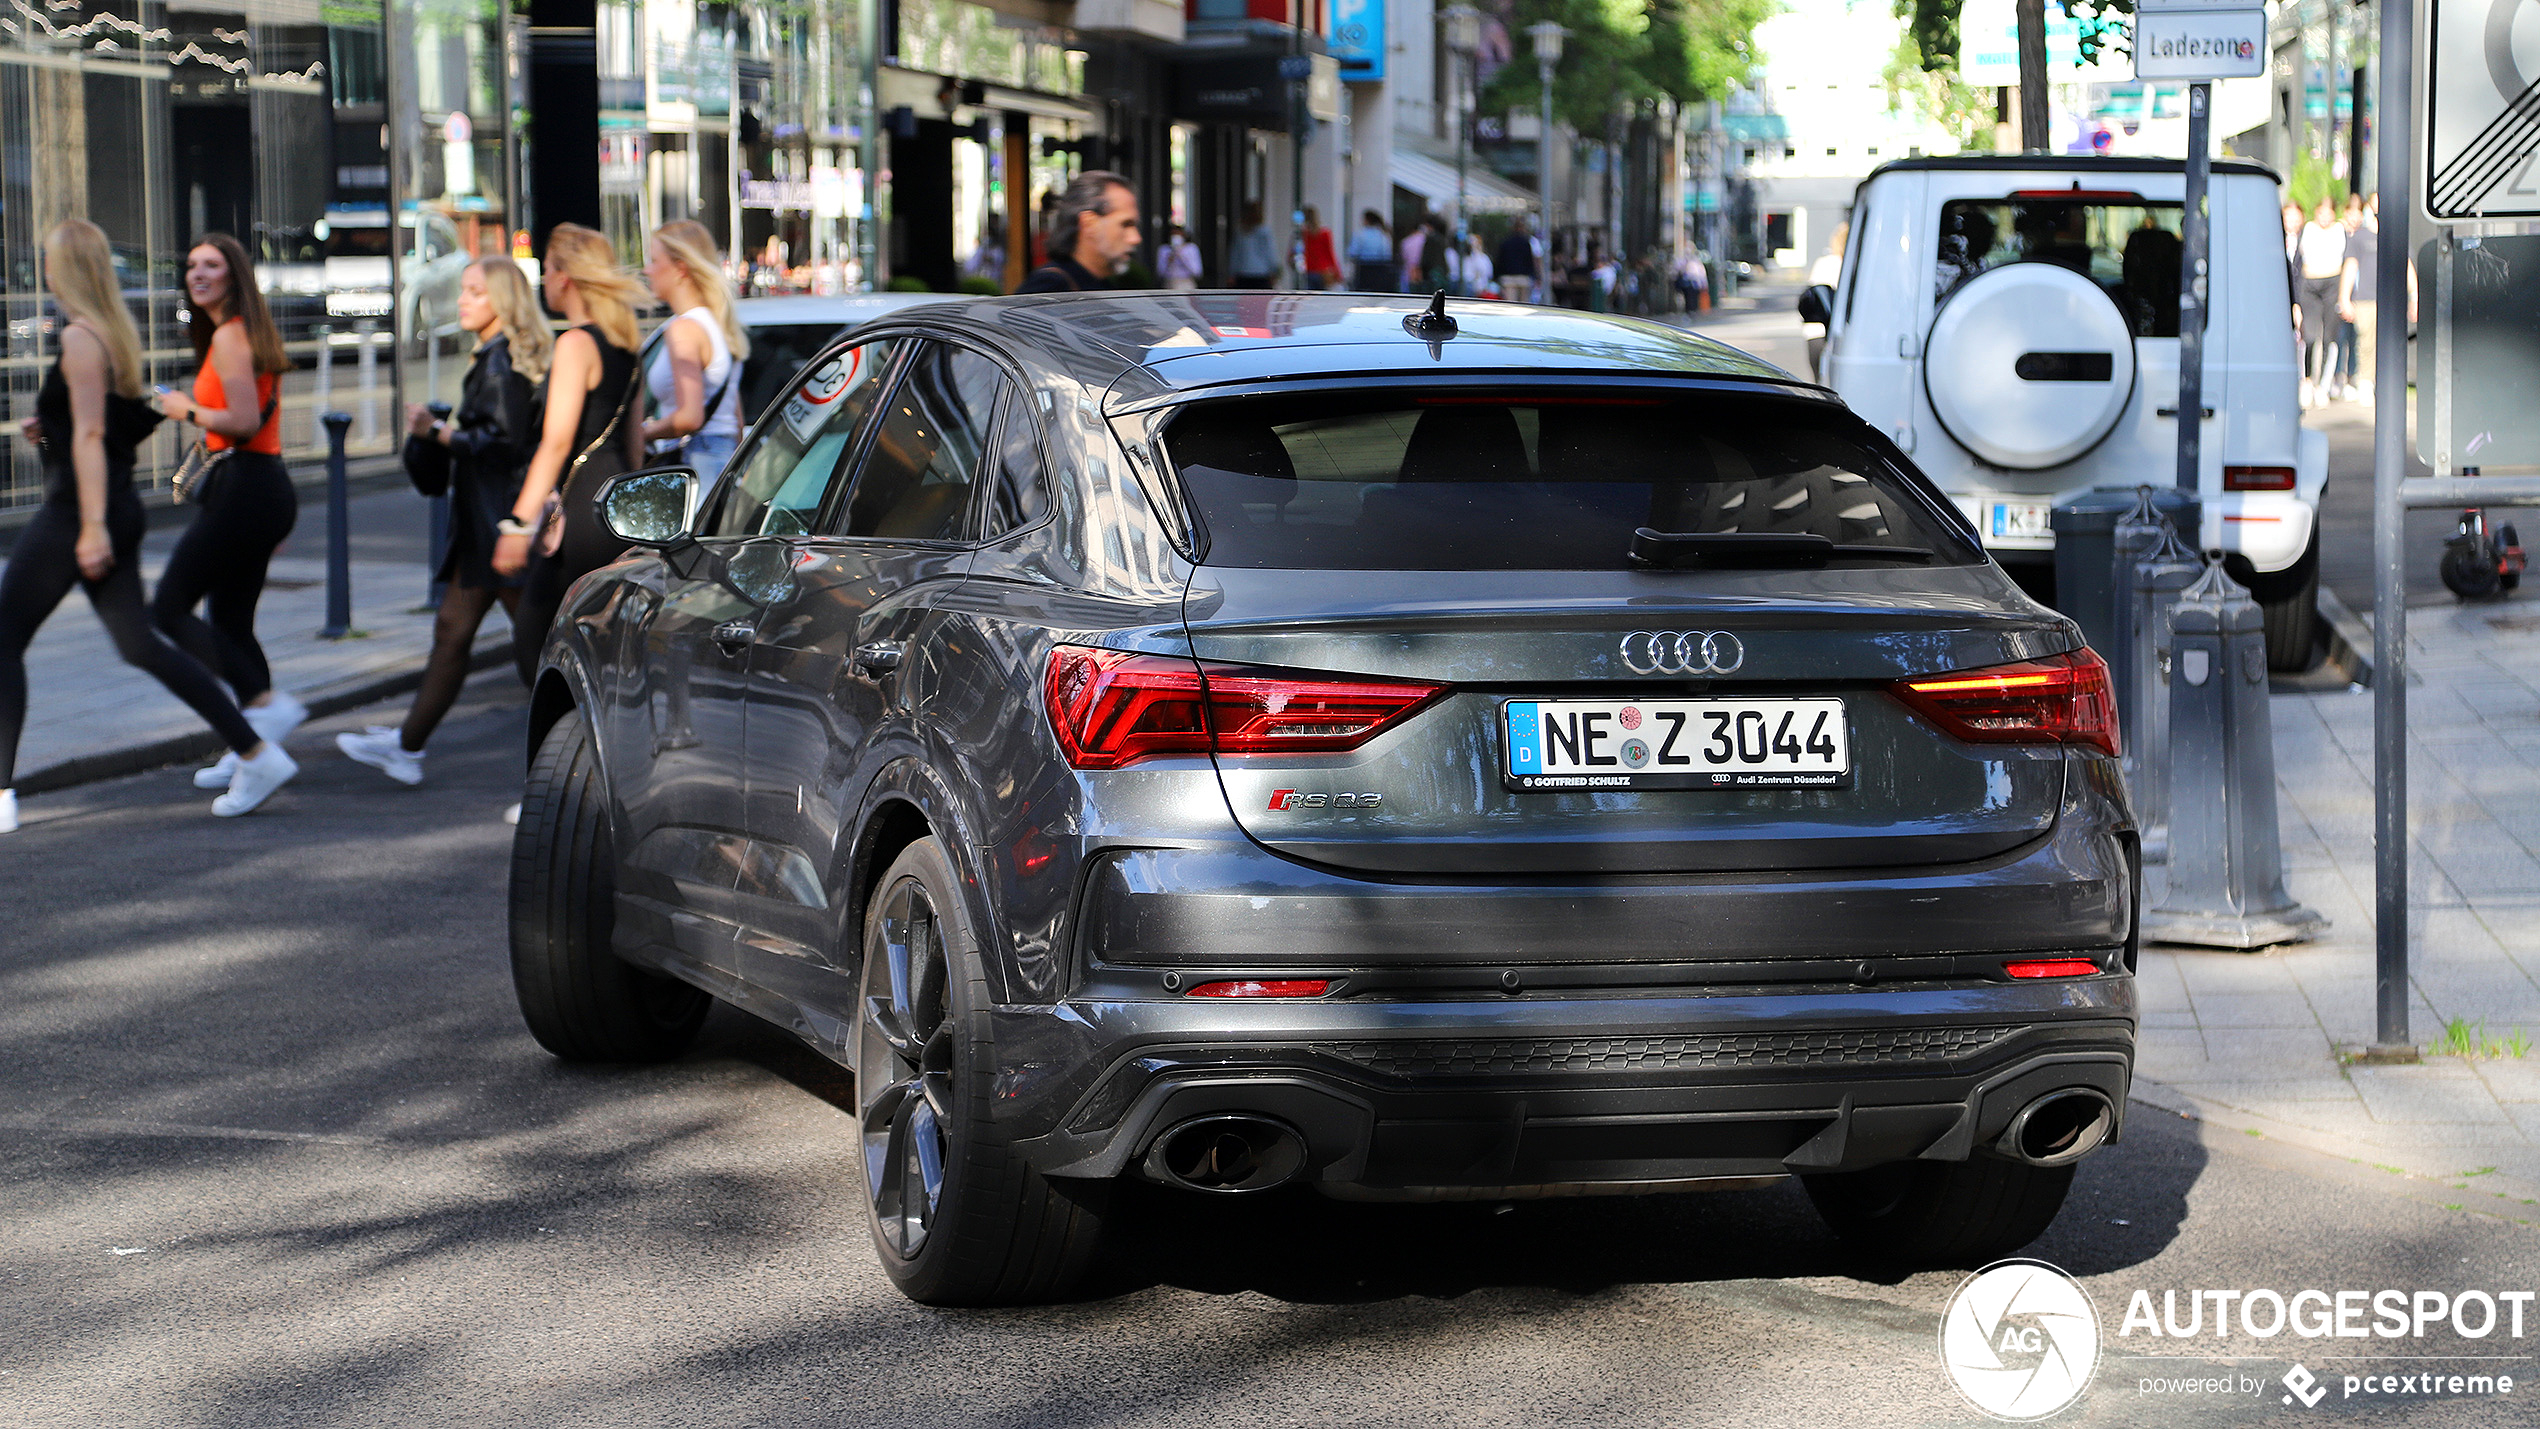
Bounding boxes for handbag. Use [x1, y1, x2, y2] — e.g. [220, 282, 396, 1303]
[171, 384, 279, 505]
[538, 377, 640, 559]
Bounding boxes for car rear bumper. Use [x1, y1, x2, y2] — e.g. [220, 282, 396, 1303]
[1003, 980, 2135, 1194]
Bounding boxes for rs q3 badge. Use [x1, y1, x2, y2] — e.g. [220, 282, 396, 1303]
[1267, 790, 1382, 810]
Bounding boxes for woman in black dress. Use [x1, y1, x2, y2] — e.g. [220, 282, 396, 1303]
[0, 219, 289, 832]
[497, 223, 643, 689]
[335, 257, 550, 787]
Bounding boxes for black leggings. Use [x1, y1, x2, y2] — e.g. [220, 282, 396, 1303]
[401, 581, 519, 752]
[152, 451, 297, 704]
[0, 489, 260, 788]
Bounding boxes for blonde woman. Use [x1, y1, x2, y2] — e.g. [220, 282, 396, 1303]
[0, 220, 286, 831]
[496, 223, 644, 691]
[639, 219, 751, 476]
[336, 258, 550, 786]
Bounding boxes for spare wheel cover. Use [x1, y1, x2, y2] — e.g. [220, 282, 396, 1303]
[1923, 262, 2137, 471]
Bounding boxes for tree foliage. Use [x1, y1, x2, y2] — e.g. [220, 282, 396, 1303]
[1480, 0, 1772, 131]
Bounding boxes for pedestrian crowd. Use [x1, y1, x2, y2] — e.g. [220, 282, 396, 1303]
[2283, 189, 2413, 410]
[0, 207, 759, 832]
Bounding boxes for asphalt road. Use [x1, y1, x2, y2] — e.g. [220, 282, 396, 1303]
[6, 674, 2537, 1427]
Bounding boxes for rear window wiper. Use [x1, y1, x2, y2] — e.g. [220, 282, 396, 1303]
[1629, 528, 1935, 567]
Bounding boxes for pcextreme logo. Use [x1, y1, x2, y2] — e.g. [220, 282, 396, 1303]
[1939, 1259, 2102, 1421]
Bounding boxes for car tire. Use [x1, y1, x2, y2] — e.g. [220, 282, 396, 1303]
[2246, 530, 2322, 672]
[854, 836, 1109, 1306]
[1802, 1156, 2074, 1266]
[509, 715, 710, 1062]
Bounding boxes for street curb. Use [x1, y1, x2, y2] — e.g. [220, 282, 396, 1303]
[14, 635, 514, 797]
[2131, 1077, 2540, 1220]
[2314, 588, 2378, 686]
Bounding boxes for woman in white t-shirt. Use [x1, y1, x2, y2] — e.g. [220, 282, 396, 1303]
[2296, 199, 2348, 406]
[639, 219, 751, 476]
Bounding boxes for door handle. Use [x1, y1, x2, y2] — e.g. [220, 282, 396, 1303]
[711, 620, 756, 654]
[853, 640, 905, 676]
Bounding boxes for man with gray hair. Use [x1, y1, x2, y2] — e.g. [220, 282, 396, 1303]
[1018, 170, 1141, 293]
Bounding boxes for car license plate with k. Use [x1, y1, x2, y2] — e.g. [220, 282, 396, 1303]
[1990, 500, 2055, 543]
[1503, 699, 1852, 791]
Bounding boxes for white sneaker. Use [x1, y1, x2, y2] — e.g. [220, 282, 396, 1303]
[244, 691, 308, 747]
[2299, 379, 2313, 408]
[212, 743, 298, 817]
[0, 788, 16, 834]
[503, 802, 522, 826]
[337, 726, 425, 786]
[194, 751, 239, 789]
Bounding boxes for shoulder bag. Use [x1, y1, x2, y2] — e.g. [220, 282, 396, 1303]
[171, 383, 279, 505]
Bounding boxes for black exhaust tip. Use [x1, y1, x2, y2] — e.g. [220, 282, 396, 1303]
[1998, 1089, 2115, 1167]
[1143, 1114, 1307, 1193]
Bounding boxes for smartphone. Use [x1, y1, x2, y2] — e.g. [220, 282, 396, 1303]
[425, 401, 453, 419]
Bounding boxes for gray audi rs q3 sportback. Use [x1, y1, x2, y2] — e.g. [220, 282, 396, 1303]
[509, 292, 2138, 1306]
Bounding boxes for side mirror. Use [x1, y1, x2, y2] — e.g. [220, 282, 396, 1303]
[598, 466, 700, 548]
[1797, 283, 1836, 327]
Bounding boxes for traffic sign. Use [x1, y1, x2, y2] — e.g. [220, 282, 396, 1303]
[2133, 8, 2266, 80]
[2426, 0, 2540, 219]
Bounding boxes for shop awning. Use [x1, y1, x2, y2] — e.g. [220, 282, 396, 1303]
[1389, 150, 1538, 216]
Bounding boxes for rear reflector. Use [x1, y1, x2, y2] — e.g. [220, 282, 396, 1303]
[1045, 646, 1446, 770]
[2004, 958, 2100, 979]
[2225, 465, 2297, 491]
[1186, 979, 1332, 999]
[1892, 648, 2121, 758]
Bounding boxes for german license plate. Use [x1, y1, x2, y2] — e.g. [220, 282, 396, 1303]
[1990, 500, 2055, 543]
[1503, 699, 1851, 791]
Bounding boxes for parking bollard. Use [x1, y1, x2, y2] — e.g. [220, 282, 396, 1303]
[2143, 553, 2326, 949]
[2127, 521, 2205, 864]
[2049, 485, 2200, 721]
[321, 412, 353, 639]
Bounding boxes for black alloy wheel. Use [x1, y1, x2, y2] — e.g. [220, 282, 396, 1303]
[858, 865, 956, 1259]
[849, 837, 1111, 1305]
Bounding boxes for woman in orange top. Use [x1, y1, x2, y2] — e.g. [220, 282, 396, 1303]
[152, 232, 308, 785]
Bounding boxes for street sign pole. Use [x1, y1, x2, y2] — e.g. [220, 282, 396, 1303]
[2176, 81, 2211, 493]
[2369, 0, 2415, 1058]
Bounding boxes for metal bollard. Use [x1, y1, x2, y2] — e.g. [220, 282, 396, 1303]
[321, 412, 354, 639]
[2127, 521, 2205, 864]
[2049, 485, 2201, 719]
[2143, 553, 2326, 949]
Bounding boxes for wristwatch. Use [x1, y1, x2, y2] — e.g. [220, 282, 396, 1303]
[497, 517, 536, 537]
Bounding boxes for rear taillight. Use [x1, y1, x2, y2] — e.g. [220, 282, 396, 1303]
[2224, 465, 2296, 491]
[1044, 646, 1445, 770]
[1892, 649, 2121, 759]
[2004, 958, 2100, 979]
[1186, 979, 1332, 998]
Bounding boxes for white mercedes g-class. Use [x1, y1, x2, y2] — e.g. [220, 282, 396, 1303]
[1806, 155, 2326, 668]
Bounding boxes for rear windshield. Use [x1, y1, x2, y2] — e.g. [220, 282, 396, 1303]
[1937, 197, 2186, 337]
[1160, 391, 1973, 571]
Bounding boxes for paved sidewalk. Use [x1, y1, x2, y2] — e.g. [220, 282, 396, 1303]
[2138, 601, 2540, 1215]
[10, 542, 510, 796]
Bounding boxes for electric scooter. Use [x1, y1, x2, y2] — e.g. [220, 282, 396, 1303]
[2441, 508, 2527, 599]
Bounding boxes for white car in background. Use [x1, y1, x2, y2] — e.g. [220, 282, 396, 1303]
[1808, 155, 2327, 669]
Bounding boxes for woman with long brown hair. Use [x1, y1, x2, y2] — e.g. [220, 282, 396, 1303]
[0, 220, 289, 831]
[153, 231, 308, 792]
[497, 223, 643, 692]
[335, 257, 551, 787]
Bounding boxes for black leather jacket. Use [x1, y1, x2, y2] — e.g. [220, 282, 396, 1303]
[403, 335, 539, 589]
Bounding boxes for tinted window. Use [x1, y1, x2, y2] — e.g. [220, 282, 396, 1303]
[705, 338, 898, 538]
[1163, 391, 1971, 571]
[1936, 198, 2185, 337]
[738, 321, 852, 424]
[983, 391, 1049, 537]
[829, 343, 1001, 541]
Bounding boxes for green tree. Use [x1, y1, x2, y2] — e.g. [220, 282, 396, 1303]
[1883, 32, 1995, 150]
[1480, 0, 1769, 129]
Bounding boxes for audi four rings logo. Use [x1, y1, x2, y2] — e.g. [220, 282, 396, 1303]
[1619, 630, 1746, 675]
